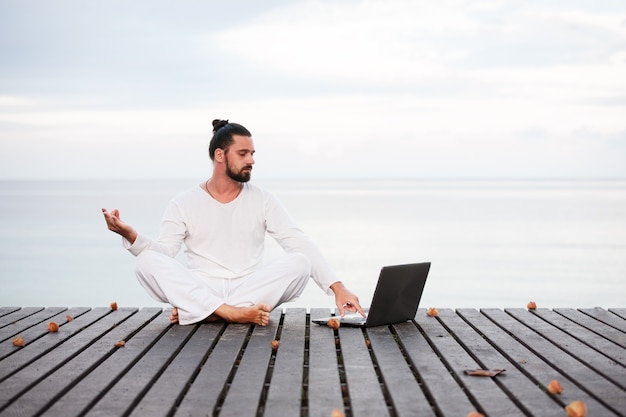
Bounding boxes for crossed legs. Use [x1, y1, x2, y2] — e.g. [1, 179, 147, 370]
[134, 250, 311, 325]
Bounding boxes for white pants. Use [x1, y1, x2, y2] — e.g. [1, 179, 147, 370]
[134, 250, 311, 324]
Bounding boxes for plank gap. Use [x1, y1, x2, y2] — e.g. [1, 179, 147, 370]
[388, 324, 445, 417]
[301, 313, 310, 417]
[0, 308, 139, 414]
[485, 309, 623, 416]
[167, 321, 229, 417]
[0, 307, 45, 330]
[436, 313, 535, 417]
[34, 309, 165, 417]
[121, 323, 200, 417]
[549, 309, 626, 365]
[413, 318, 488, 416]
[334, 324, 353, 417]
[508, 309, 626, 391]
[255, 312, 285, 417]
[212, 324, 255, 416]
[455, 309, 567, 409]
[362, 328, 398, 417]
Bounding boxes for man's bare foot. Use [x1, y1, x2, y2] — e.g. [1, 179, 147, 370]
[170, 307, 222, 324]
[170, 307, 179, 323]
[214, 304, 272, 326]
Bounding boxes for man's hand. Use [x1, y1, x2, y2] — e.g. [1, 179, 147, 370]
[102, 208, 137, 244]
[330, 281, 365, 317]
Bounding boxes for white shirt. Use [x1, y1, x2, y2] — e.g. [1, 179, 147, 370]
[125, 182, 337, 294]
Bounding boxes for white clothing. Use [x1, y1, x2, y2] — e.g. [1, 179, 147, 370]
[124, 182, 338, 324]
[134, 250, 310, 324]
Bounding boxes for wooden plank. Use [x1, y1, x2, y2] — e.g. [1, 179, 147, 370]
[507, 308, 626, 388]
[536, 308, 626, 364]
[556, 308, 626, 349]
[393, 319, 476, 417]
[263, 308, 306, 417]
[438, 308, 565, 417]
[413, 309, 526, 417]
[1, 308, 161, 417]
[0, 307, 136, 413]
[40, 308, 170, 417]
[457, 308, 617, 416]
[307, 308, 344, 417]
[0, 307, 89, 361]
[339, 325, 390, 417]
[218, 310, 281, 417]
[129, 319, 224, 417]
[0, 307, 112, 381]
[483, 308, 624, 416]
[579, 307, 626, 333]
[173, 322, 249, 417]
[609, 308, 626, 322]
[0, 307, 21, 318]
[366, 324, 436, 416]
[86, 316, 196, 417]
[0, 307, 67, 341]
[0, 306, 623, 417]
[0, 307, 44, 328]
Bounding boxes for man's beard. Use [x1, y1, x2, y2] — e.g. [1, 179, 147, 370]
[226, 162, 252, 183]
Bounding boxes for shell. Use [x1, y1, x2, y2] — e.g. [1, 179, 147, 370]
[110, 301, 118, 311]
[13, 336, 25, 347]
[565, 400, 587, 417]
[527, 301, 537, 310]
[331, 409, 345, 417]
[426, 307, 438, 317]
[271, 340, 280, 350]
[47, 321, 59, 332]
[114, 340, 125, 347]
[547, 379, 563, 394]
[327, 318, 340, 330]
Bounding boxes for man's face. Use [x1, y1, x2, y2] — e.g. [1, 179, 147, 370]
[224, 134, 255, 183]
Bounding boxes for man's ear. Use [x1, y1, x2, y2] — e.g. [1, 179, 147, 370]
[214, 148, 225, 163]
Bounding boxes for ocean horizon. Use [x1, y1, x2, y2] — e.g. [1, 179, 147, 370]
[1, 178, 624, 311]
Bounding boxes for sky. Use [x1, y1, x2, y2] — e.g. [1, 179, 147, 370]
[1, 0, 625, 180]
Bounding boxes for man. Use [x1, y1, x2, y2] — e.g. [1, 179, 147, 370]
[103, 119, 364, 326]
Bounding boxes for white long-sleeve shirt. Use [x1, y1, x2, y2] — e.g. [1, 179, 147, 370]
[125, 182, 337, 294]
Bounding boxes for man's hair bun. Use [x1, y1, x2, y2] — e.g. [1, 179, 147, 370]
[212, 119, 229, 133]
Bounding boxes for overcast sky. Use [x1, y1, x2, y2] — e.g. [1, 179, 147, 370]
[1, 0, 625, 180]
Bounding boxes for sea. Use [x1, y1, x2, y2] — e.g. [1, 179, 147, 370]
[1, 179, 624, 311]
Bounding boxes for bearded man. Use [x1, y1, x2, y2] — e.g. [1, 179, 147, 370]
[103, 119, 363, 325]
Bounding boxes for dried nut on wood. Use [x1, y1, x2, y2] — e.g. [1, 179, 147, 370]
[331, 409, 345, 417]
[327, 318, 340, 330]
[114, 340, 125, 347]
[47, 321, 59, 332]
[527, 301, 537, 310]
[426, 307, 438, 317]
[271, 340, 280, 350]
[13, 336, 25, 347]
[565, 400, 587, 417]
[110, 301, 118, 311]
[547, 379, 563, 394]
[467, 412, 485, 417]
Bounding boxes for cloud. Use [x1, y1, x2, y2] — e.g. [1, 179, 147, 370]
[212, 0, 479, 86]
[0, 0, 624, 179]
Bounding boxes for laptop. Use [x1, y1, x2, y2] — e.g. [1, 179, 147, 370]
[312, 262, 431, 328]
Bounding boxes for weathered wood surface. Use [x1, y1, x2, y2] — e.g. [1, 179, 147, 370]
[0, 306, 624, 417]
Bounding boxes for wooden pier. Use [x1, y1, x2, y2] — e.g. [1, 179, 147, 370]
[0, 306, 624, 417]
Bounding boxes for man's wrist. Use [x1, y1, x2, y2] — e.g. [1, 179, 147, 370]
[329, 281, 345, 294]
